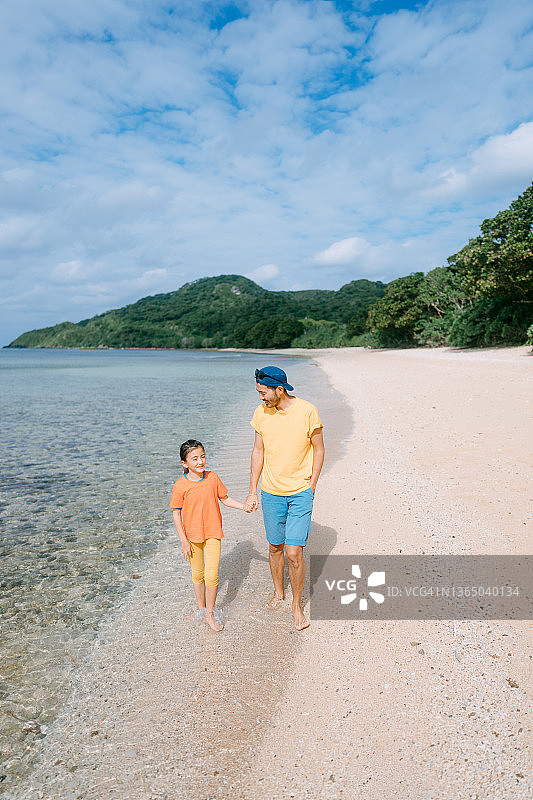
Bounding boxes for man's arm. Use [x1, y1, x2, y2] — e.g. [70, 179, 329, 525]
[244, 431, 264, 511]
[309, 428, 325, 493]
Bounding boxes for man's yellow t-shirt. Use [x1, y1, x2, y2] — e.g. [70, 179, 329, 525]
[250, 397, 323, 496]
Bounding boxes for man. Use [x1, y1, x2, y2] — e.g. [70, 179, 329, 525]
[244, 366, 325, 631]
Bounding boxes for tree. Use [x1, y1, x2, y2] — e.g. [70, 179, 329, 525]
[448, 182, 533, 298]
[346, 307, 371, 337]
[413, 266, 471, 346]
[367, 273, 426, 334]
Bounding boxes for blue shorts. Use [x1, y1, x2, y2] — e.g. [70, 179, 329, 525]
[261, 488, 314, 547]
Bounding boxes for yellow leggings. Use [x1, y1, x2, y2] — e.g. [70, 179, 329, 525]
[189, 538, 221, 589]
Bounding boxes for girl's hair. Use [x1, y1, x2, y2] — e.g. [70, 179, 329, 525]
[180, 439, 205, 473]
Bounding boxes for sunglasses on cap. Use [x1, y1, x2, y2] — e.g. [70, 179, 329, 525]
[255, 369, 277, 381]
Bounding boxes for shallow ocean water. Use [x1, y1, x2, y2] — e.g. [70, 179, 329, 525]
[0, 348, 349, 789]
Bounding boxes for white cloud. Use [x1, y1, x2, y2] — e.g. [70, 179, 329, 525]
[246, 263, 280, 283]
[312, 234, 444, 282]
[314, 237, 371, 266]
[431, 122, 533, 198]
[135, 268, 168, 288]
[51, 260, 86, 283]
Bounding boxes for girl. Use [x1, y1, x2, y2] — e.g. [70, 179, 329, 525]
[170, 439, 247, 632]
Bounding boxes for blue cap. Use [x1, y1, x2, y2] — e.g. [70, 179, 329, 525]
[255, 366, 294, 391]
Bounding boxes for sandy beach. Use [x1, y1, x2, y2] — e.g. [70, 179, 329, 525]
[240, 345, 533, 800]
[6, 345, 532, 800]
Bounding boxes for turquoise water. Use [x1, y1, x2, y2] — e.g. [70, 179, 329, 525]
[0, 348, 346, 787]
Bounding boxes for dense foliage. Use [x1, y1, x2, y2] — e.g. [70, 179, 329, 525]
[365, 273, 426, 346]
[8, 183, 533, 350]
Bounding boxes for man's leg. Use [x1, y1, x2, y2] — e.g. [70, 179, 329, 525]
[285, 544, 309, 629]
[284, 488, 313, 630]
[261, 491, 288, 607]
[268, 542, 286, 606]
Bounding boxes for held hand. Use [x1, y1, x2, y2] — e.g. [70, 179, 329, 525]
[244, 493, 258, 512]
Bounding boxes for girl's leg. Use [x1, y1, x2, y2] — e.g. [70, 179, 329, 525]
[204, 538, 223, 631]
[193, 582, 206, 610]
[189, 541, 206, 609]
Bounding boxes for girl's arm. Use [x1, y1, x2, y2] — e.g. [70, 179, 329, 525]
[172, 509, 193, 559]
[219, 495, 246, 511]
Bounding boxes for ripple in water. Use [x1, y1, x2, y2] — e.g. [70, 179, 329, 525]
[0, 348, 349, 789]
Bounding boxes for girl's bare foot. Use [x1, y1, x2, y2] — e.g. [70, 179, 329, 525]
[267, 593, 285, 609]
[205, 610, 224, 632]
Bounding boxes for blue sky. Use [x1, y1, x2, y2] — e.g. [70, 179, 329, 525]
[1, 0, 533, 344]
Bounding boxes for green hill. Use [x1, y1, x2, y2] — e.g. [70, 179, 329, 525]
[8, 275, 386, 349]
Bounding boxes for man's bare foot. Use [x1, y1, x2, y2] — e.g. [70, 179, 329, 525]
[205, 610, 224, 632]
[267, 593, 285, 609]
[293, 606, 310, 630]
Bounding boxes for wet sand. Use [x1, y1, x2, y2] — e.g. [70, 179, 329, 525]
[6, 345, 532, 800]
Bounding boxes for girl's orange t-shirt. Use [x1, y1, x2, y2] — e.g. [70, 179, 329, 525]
[169, 470, 227, 543]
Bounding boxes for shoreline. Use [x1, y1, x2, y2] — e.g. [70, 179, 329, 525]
[3, 352, 350, 800]
[4, 343, 532, 354]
